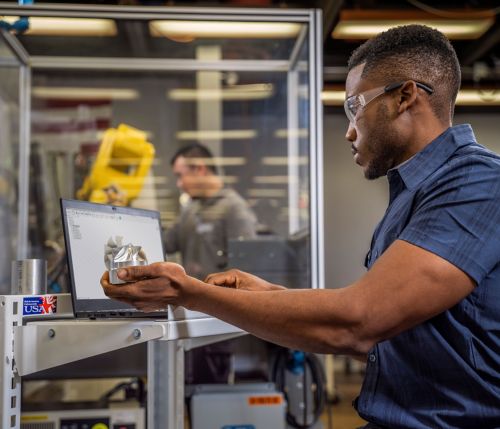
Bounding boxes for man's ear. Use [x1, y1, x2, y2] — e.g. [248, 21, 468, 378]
[397, 81, 418, 114]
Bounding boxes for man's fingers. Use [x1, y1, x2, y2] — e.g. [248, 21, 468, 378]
[117, 264, 158, 281]
[205, 272, 222, 284]
[205, 273, 237, 288]
[117, 262, 184, 282]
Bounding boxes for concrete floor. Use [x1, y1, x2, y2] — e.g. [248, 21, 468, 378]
[321, 366, 367, 429]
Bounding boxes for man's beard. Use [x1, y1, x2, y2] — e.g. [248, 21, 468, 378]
[364, 104, 406, 180]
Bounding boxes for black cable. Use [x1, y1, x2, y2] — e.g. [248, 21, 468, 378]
[271, 348, 327, 429]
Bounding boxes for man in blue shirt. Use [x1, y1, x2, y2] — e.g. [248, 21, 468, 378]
[101, 25, 500, 428]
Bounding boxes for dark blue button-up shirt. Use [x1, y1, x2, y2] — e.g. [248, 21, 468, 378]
[356, 124, 500, 428]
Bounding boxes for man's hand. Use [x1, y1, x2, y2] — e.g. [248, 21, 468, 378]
[205, 269, 286, 291]
[100, 262, 196, 312]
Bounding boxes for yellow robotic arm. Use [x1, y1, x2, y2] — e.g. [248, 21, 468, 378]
[77, 124, 155, 206]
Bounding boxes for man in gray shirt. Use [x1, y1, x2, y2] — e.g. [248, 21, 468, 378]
[164, 143, 258, 281]
[165, 143, 258, 383]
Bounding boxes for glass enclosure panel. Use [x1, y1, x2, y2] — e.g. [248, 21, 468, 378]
[21, 13, 314, 292]
[0, 35, 20, 293]
[1, 14, 305, 61]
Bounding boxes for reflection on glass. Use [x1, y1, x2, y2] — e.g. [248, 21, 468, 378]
[150, 20, 302, 39]
[21, 13, 314, 291]
[0, 67, 19, 293]
[3, 17, 117, 37]
[168, 84, 274, 101]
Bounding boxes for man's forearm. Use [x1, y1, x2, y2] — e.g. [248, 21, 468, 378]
[183, 280, 367, 355]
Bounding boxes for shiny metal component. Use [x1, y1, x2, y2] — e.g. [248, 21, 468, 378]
[105, 237, 148, 285]
[10, 259, 47, 295]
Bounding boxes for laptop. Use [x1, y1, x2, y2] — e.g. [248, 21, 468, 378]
[60, 199, 168, 319]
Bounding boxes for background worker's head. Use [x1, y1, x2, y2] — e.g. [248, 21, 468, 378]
[170, 143, 221, 198]
[344, 24, 461, 180]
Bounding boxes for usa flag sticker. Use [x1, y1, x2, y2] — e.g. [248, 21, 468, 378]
[23, 296, 58, 316]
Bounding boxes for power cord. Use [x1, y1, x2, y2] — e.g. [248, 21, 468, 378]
[271, 348, 327, 429]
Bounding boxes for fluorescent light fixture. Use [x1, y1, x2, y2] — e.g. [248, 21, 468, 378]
[181, 157, 246, 167]
[33, 87, 139, 100]
[322, 89, 500, 106]
[262, 156, 309, 166]
[168, 84, 274, 101]
[96, 129, 153, 142]
[211, 157, 247, 166]
[456, 89, 500, 105]
[150, 20, 302, 39]
[222, 176, 239, 185]
[321, 90, 346, 106]
[253, 176, 295, 185]
[4, 16, 117, 37]
[176, 130, 257, 141]
[248, 189, 287, 198]
[332, 10, 494, 40]
[274, 128, 309, 139]
[334, 20, 492, 39]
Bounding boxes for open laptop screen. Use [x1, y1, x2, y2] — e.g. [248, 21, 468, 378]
[61, 199, 165, 317]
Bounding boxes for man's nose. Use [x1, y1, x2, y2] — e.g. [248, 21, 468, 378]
[345, 122, 357, 142]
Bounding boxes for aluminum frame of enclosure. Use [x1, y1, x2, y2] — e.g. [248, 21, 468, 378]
[0, 29, 31, 261]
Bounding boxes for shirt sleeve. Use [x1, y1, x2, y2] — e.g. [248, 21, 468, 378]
[399, 157, 500, 285]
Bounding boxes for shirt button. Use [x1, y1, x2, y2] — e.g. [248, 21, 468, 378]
[369, 353, 376, 363]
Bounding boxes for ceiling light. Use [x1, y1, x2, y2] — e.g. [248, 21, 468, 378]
[321, 90, 345, 106]
[197, 157, 246, 166]
[222, 176, 239, 185]
[274, 128, 309, 139]
[176, 130, 257, 140]
[332, 11, 494, 40]
[3, 16, 117, 37]
[262, 156, 309, 166]
[248, 189, 287, 198]
[168, 84, 274, 101]
[253, 176, 294, 184]
[322, 89, 500, 106]
[33, 87, 139, 100]
[456, 89, 500, 105]
[150, 20, 302, 39]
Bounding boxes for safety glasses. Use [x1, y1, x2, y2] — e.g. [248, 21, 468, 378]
[344, 81, 434, 123]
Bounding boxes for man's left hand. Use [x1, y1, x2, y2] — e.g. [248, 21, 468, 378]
[100, 262, 194, 312]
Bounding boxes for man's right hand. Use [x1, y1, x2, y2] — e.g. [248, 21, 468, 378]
[205, 269, 286, 292]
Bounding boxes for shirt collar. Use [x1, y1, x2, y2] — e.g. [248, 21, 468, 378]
[388, 124, 476, 191]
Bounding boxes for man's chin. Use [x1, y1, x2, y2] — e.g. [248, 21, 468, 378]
[363, 164, 385, 180]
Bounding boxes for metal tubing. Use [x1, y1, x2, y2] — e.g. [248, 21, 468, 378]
[288, 25, 308, 72]
[309, 10, 325, 291]
[148, 340, 185, 429]
[0, 30, 30, 65]
[0, 3, 312, 21]
[16, 64, 30, 260]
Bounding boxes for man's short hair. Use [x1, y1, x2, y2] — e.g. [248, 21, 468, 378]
[348, 24, 461, 122]
[170, 143, 217, 175]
